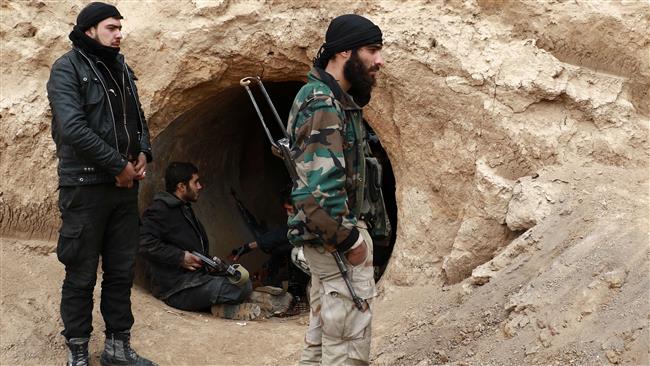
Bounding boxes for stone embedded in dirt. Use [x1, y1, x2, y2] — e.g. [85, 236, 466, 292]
[602, 335, 626, 354]
[13, 22, 37, 38]
[506, 177, 563, 231]
[539, 329, 552, 348]
[443, 216, 514, 283]
[461, 282, 475, 294]
[440, 160, 518, 284]
[474, 159, 515, 224]
[432, 350, 449, 363]
[605, 350, 620, 364]
[603, 269, 627, 288]
[525, 344, 540, 355]
[470, 273, 491, 285]
[502, 313, 531, 338]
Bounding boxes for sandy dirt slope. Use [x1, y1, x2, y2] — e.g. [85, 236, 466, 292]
[371, 163, 648, 366]
[1, 1, 649, 365]
[0, 237, 304, 365]
[2, 162, 647, 366]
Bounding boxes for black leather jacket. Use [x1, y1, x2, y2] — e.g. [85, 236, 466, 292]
[47, 47, 153, 186]
[139, 191, 213, 299]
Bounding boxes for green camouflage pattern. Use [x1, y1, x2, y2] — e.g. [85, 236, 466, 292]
[286, 68, 366, 247]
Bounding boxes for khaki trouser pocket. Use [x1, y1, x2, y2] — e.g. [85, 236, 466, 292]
[320, 280, 372, 341]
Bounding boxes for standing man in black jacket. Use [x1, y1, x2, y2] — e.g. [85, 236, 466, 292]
[139, 162, 262, 320]
[47, 3, 155, 366]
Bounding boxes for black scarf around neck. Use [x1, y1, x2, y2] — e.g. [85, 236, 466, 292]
[69, 26, 120, 64]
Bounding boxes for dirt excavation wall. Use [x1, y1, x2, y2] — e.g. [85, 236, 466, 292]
[1, 1, 648, 365]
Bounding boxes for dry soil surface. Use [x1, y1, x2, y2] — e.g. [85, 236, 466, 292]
[2, 163, 648, 366]
[0, 237, 305, 365]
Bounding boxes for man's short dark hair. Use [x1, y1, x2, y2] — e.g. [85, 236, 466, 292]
[165, 162, 198, 193]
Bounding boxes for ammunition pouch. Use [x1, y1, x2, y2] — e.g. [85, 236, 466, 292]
[360, 156, 391, 241]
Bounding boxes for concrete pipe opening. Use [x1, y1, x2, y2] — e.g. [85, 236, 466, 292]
[138, 81, 397, 290]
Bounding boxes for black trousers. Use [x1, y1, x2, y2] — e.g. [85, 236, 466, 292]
[57, 183, 139, 339]
[164, 276, 252, 311]
[262, 242, 292, 287]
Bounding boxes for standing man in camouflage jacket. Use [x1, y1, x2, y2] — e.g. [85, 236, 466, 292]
[286, 14, 385, 365]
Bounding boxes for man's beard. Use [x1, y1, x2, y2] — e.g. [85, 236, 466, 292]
[343, 50, 378, 107]
[69, 26, 120, 62]
[181, 188, 199, 203]
[187, 189, 199, 203]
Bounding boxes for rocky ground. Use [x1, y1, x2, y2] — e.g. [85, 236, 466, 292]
[2, 162, 647, 365]
[372, 163, 648, 365]
[0, 236, 305, 365]
[1, 0, 648, 365]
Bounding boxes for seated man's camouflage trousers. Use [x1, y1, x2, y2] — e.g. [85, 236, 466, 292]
[300, 224, 376, 366]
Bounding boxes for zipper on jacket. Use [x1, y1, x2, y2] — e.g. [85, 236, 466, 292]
[123, 62, 145, 144]
[98, 60, 130, 158]
[75, 49, 121, 154]
[182, 206, 205, 254]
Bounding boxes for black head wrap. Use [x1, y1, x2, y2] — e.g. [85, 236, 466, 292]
[313, 14, 382, 68]
[76, 2, 123, 31]
[69, 2, 123, 62]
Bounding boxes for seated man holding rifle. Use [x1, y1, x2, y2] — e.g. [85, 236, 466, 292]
[139, 162, 287, 320]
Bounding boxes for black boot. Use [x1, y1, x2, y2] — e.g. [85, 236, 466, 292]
[100, 331, 157, 366]
[66, 338, 89, 366]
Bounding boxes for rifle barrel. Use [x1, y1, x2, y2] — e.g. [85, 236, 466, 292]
[331, 251, 368, 311]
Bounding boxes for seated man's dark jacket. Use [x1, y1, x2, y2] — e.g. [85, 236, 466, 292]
[47, 47, 153, 186]
[139, 191, 213, 299]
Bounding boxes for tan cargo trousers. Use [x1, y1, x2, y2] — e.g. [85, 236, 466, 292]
[299, 225, 376, 365]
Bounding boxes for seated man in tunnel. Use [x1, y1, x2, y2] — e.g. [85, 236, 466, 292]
[229, 187, 310, 299]
[139, 161, 286, 320]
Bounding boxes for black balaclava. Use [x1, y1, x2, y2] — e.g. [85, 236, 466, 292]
[68, 2, 123, 62]
[313, 14, 382, 107]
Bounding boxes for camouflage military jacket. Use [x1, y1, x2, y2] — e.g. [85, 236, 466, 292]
[286, 68, 366, 249]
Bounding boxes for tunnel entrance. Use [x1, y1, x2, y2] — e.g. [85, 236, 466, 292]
[139, 80, 398, 291]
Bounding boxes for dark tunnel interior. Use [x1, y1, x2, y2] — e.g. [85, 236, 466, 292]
[138, 81, 397, 291]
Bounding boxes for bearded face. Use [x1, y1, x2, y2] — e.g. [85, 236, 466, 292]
[179, 173, 202, 203]
[344, 49, 380, 107]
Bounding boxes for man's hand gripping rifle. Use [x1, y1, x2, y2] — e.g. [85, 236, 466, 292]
[239, 76, 368, 312]
[191, 251, 249, 288]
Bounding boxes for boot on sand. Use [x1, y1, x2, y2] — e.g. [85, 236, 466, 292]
[211, 302, 261, 320]
[249, 286, 292, 317]
[66, 337, 89, 366]
[100, 331, 157, 366]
